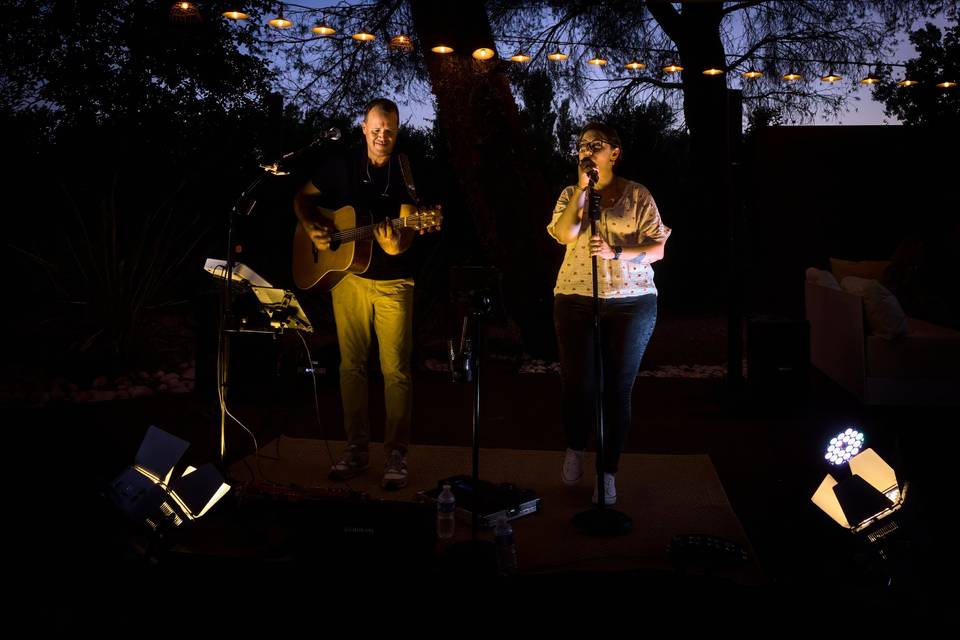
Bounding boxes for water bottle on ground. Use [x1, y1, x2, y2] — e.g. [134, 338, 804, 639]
[437, 484, 456, 539]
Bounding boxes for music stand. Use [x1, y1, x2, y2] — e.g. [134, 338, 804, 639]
[204, 259, 313, 463]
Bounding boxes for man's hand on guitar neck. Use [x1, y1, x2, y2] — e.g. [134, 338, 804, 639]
[373, 219, 413, 256]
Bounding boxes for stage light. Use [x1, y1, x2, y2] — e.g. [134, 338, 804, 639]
[107, 426, 231, 540]
[811, 432, 906, 535]
[824, 428, 865, 466]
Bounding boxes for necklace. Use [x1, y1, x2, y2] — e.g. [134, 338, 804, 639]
[365, 158, 392, 197]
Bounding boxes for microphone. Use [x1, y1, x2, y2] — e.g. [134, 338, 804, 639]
[579, 156, 599, 183]
[281, 127, 341, 161]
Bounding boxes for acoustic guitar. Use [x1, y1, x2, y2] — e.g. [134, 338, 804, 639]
[292, 203, 442, 291]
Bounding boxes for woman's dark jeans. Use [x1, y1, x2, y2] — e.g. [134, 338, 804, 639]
[554, 293, 657, 473]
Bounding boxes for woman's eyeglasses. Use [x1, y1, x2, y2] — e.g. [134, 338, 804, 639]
[576, 139, 612, 154]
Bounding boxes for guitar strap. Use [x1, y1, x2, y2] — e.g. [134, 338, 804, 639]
[397, 152, 420, 206]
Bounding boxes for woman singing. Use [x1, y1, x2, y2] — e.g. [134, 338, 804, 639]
[547, 122, 671, 505]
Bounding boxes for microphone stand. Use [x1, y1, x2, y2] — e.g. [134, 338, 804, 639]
[571, 169, 633, 536]
[446, 288, 498, 573]
[217, 135, 334, 465]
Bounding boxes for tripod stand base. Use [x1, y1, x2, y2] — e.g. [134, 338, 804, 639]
[445, 540, 497, 575]
[572, 507, 633, 536]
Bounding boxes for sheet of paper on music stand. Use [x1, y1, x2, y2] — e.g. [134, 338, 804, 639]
[203, 258, 273, 287]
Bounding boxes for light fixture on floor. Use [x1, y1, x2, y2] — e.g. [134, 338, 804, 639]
[107, 426, 231, 551]
[811, 428, 907, 536]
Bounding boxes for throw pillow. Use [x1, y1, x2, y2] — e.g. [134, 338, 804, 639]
[830, 258, 891, 284]
[805, 267, 841, 289]
[840, 276, 909, 339]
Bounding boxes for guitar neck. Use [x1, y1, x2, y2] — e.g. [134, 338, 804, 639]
[331, 217, 414, 243]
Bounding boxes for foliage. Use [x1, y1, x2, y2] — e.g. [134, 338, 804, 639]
[872, 19, 960, 126]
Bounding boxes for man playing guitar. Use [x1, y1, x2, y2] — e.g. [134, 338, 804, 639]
[293, 98, 419, 490]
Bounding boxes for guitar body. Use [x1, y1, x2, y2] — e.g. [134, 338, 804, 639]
[292, 206, 372, 291]
[292, 203, 440, 292]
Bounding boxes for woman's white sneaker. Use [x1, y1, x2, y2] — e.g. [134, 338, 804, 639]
[561, 448, 585, 485]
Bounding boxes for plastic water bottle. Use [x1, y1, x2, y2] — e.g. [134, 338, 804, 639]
[494, 516, 518, 576]
[437, 484, 456, 539]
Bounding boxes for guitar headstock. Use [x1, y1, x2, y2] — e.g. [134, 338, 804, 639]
[412, 205, 443, 235]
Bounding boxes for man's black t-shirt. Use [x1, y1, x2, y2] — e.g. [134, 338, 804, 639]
[310, 145, 416, 281]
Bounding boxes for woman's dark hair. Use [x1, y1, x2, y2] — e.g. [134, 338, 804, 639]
[578, 121, 622, 149]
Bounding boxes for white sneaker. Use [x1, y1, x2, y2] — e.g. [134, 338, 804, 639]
[561, 448, 585, 485]
[591, 473, 617, 505]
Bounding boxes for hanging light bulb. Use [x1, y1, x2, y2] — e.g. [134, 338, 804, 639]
[702, 66, 724, 76]
[222, 6, 249, 21]
[170, 2, 201, 23]
[936, 79, 957, 88]
[624, 60, 647, 71]
[510, 52, 531, 63]
[548, 50, 569, 61]
[472, 47, 496, 60]
[352, 29, 376, 41]
[860, 71, 881, 85]
[311, 20, 336, 36]
[390, 34, 414, 52]
[782, 70, 802, 81]
[587, 55, 608, 66]
[431, 44, 454, 54]
[268, 5, 292, 29]
[821, 71, 842, 83]
[896, 78, 919, 87]
[741, 68, 763, 79]
[662, 62, 683, 73]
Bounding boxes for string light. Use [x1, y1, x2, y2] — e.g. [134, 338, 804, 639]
[312, 21, 336, 35]
[624, 60, 647, 71]
[390, 34, 414, 52]
[472, 47, 496, 60]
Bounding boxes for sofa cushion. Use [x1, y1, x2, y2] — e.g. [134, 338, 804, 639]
[866, 323, 960, 378]
[840, 276, 909, 339]
[830, 258, 891, 284]
[805, 267, 841, 289]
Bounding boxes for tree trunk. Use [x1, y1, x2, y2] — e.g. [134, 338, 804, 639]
[648, 0, 732, 296]
[410, 0, 560, 358]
